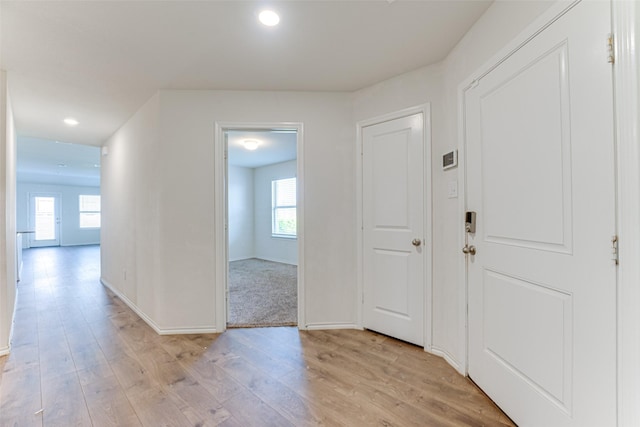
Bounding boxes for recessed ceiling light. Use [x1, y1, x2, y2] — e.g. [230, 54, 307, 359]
[64, 117, 79, 126]
[57, 163, 67, 168]
[243, 139, 260, 151]
[259, 10, 280, 27]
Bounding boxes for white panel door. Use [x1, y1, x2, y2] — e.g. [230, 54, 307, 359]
[465, 2, 616, 426]
[30, 193, 61, 247]
[363, 112, 425, 346]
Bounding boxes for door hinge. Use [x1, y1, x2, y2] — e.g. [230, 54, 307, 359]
[612, 235, 619, 265]
[607, 33, 615, 64]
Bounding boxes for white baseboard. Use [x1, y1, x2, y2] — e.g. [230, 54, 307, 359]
[254, 256, 298, 266]
[0, 285, 20, 356]
[430, 345, 465, 376]
[100, 278, 217, 336]
[304, 322, 361, 331]
[228, 256, 255, 262]
[156, 326, 219, 335]
[7, 289, 18, 353]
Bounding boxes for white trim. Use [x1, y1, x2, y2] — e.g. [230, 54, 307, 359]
[457, 0, 589, 378]
[214, 122, 305, 332]
[431, 346, 465, 375]
[457, 86, 469, 374]
[612, 1, 640, 426]
[355, 103, 433, 351]
[101, 278, 218, 335]
[153, 327, 219, 335]
[305, 322, 362, 331]
[250, 256, 297, 266]
[6, 287, 17, 353]
[0, 290, 17, 357]
[214, 122, 227, 332]
[355, 122, 364, 329]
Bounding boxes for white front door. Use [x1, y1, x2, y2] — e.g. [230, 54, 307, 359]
[362, 112, 426, 346]
[30, 193, 61, 247]
[465, 2, 616, 425]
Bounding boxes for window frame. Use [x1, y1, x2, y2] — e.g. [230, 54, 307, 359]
[271, 177, 297, 239]
[79, 194, 101, 229]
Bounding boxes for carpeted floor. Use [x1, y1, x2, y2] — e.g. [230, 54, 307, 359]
[228, 258, 297, 327]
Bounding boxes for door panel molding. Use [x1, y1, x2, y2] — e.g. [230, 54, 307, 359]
[356, 104, 432, 350]
[461, 1, 616, 425]
[457, 0, 611, 375]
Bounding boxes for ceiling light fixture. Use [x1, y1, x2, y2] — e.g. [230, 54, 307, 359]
[243, 139, 260, 151]
[64, 117, 79, 126]
[259, 10, 280, 26]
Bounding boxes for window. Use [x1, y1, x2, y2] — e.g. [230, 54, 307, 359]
[79, 195, 101, 228]
[272, 177, 296, 237]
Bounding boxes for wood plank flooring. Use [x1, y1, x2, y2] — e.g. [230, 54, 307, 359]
[0, 246, 514, 426]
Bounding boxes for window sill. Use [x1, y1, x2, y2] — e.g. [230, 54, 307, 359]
[272, 234, 297, 240]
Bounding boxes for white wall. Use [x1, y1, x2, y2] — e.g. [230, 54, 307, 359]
[16, 183, 100, 247]
[254, 160, 297, 265]
[228, 160, 298, 265]
[99, 1, 554, 347]
[101, 92, 161, 324]
[0, 70, 17, 355]
[353, 0, 553, 371]
[228, 165, 254, 261]
[102, 90, 355, 332]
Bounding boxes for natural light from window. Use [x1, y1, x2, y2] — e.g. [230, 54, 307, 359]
[79, 195, 101, 228]
[34, 196, 56, 240]
[272, 177, 296, 237]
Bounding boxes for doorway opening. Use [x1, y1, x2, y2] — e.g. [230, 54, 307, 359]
[29, 192, 61, 247]
[221, 126, 303, 328]
[16, 136, 102, 281]
[17, 136, 102, 249]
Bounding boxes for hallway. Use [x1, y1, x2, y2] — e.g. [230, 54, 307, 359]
[0, 246, 512, 426]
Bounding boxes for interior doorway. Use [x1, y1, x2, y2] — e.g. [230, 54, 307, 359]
[223, 127, 302, 328]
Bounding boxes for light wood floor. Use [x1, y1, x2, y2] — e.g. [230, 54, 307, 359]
[0, 246, 514, 426]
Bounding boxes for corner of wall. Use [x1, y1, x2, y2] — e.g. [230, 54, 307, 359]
[0, 69, 17, 354]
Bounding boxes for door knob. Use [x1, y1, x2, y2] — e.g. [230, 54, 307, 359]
[462, 244, 476, 255]
[412, 238, 422, 247]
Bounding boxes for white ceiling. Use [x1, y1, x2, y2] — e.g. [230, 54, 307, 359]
[0, 0, 492, 147]
[17, 136, 101, 187]
[227, 130, 297, 169]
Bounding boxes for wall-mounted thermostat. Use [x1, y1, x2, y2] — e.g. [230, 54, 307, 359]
[442, 150, 457, 170]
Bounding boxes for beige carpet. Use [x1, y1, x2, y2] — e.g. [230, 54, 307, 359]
[228, 258, 297, 327]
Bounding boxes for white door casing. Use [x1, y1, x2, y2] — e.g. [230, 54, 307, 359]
[214, 122, 305, 332]
[464, 1, 616, 426]
[362, 111, 427, 346]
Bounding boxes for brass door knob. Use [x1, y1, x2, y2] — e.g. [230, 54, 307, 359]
[462, 245, 476, 255]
